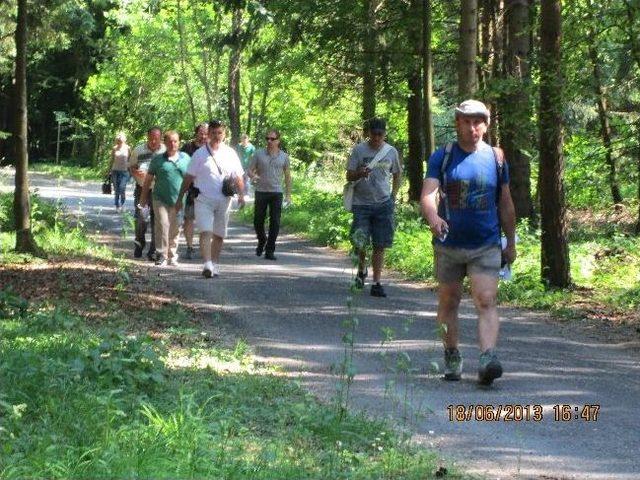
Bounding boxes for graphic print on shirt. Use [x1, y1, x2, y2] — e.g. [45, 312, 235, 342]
[445, 170, 493, 211]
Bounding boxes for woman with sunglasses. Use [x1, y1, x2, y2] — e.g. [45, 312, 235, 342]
[247, 129, 292, 261]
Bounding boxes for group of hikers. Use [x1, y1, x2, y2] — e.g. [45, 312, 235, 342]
[108, 99, 517, 386]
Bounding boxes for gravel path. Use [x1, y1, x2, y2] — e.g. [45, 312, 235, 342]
[5, 169, 640, 480]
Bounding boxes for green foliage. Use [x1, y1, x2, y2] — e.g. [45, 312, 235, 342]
[31, 161, 105, 182]
[0, 290, 452, 479]
[242, 174, 640, 319]
[0, 192, 113, 260]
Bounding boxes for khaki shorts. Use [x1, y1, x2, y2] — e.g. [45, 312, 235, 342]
[194, 196, 232, 238]
[434, 243, 501, 283]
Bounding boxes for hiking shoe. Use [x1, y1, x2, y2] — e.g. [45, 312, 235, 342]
[185, 246, 194, 259]
[155, 255, 167, 266]
[212, 263, 220, 277]
[202, 261, 213, 278]
[443, 348, 463, 381]
[168, 256, 179, 266]
[478, 349, 503, 386]
[265, 252, 277, 261]
[354, 268, 368, 289]
[370, 282, 387, 297]
[256, 241, 265, 257]
[147, 250, 157, 261]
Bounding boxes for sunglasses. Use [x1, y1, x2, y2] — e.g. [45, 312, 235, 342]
[265, 136, 278, 141]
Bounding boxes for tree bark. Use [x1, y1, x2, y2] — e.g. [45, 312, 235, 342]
[362, 0, 379, 122]
[227, 7, 243, 147]
[13, 0, 37, 253]
[422, 0, 435, 155]
[246, 80, 255, 137]
[501, 0, 534, 220]
[539, 0, 570, 287]
[406, 0, 424, 202]
[458, 0, 478, 99]
[585, 0, 622, 205]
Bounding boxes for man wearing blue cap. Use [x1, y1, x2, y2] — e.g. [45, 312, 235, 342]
[420, 100, 517, 386]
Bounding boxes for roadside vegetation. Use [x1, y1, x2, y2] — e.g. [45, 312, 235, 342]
[0, 191, 461, 478]
[239, 160, 640, 327]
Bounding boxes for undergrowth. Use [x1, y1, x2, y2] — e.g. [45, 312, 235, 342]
[239, 176, 640, 322]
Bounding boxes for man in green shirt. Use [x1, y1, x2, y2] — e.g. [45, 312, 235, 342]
[139, 130, 190, 266]
[236, 133, 255, 198]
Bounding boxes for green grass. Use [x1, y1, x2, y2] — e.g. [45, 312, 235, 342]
[31, 161, 105, 182]
[239, 176, 640, 320]
[0, 184, 464, 478]
[0, 191, 113, 262]
[0, 291, 457, 479]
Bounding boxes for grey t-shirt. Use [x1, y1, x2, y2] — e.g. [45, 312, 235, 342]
[248, 148, 290, 193]
[347, 141, 401, 205]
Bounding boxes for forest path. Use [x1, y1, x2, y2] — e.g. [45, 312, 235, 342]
[9, 170, 640, 480]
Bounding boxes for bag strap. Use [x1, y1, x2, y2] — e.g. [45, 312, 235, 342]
[439, 142, 454, 221]
[351, 142, 393, 187]
[205, 144, 224, 175]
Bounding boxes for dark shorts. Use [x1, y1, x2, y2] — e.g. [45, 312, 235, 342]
[350, 198, 395, 249]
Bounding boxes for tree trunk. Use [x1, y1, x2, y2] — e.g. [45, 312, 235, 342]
[585, 0, 622, 205]
[539, 0, 570, 287]
[176, 0, 197, 127]
[362, 0, 379, 122]
[625, 0, 640, 233]
[257, 81, 269, 135]
[13, 0, 37, 253]
[478, 0, 492, 92]
[407, 72, 424, 202]
[458, 0, 478, 99]
[501, 0, 534, 220]
[227, 7, 243, 147]
[489, 0, 503, 144]
[422, 0, 435, 155]
[406, 0, 424, 202]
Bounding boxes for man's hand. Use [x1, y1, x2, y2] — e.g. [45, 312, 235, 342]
[175, 198, 183, 212]
[237, 195, 245, 208]
[502, 242, 517, 264]
[356, 165, 371, 179]
[427, 215, 449, 239]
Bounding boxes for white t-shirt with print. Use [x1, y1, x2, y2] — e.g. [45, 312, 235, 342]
[187, 143, 244, 201]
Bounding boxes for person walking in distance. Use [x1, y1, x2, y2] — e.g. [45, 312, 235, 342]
[129, 126, 166, 260]
[181, 122, 208, 259]
[346, 118, 402, 298]
[110, 132, 130, 213]
[139, 130, 190, 267]
[247, 129, 292, 260]
[420, 100, 517, 386]
[176, 120, 245, 278]
[236, 133, 255, 199]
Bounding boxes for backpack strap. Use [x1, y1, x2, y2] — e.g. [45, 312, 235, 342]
[492, 146, 505, 204]
[439, 142, 454, 221]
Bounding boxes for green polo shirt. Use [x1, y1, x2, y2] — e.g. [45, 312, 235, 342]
[148, 152, 190, 206]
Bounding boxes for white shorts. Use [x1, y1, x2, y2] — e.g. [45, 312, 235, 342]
[194, 195, 232, 238]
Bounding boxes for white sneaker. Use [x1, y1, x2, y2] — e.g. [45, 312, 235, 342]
[202, 261, 213, 278]
[168, 256, 179, 266]
[212, 263, 220, 277]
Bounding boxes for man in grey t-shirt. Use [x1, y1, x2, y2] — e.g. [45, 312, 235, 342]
[248, 129, 292, 260]
[346, 118, 402, 297]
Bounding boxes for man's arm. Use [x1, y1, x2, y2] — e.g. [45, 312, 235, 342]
[138, 173, 154, 207]
[175, 174, 195, 211]
[420, 177, 448, 238]
[499, 184, 517, 263]
[391, 171, 401, 199]
[284, 164, 292, 202]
